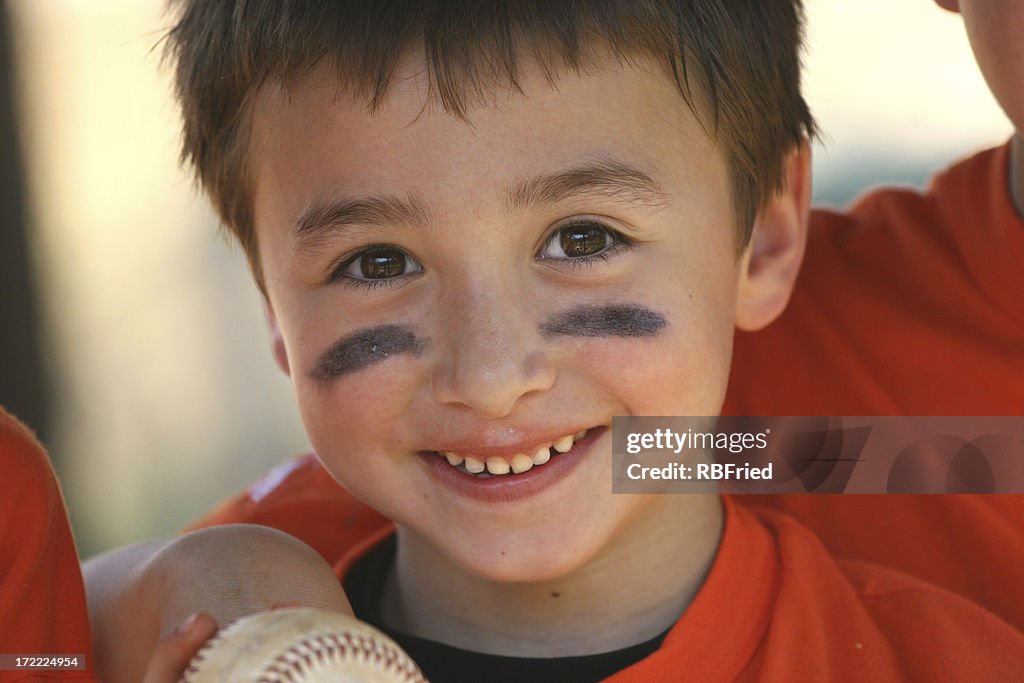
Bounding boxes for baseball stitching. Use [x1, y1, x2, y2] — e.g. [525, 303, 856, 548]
[182, 618, 427, 683]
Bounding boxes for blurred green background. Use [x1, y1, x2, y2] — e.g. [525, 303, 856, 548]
[0, 0, 1013, 559]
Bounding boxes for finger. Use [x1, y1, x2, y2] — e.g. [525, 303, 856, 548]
[141, 612, 218, 683]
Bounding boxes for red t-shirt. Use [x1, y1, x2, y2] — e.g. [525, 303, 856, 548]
[728, 142, 1023, 414]
[190, 467, 1024, 680]
[723, 143, 1024, 632]
[0, 408, 97, 682]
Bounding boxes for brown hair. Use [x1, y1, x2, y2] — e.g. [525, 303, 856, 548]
[163, 0, 815, 289]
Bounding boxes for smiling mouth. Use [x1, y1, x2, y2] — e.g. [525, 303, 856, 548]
[436, 429, 590, 478]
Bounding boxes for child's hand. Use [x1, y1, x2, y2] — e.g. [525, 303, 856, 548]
[140, 612, 217, 683]
[86, 525, 353, 683]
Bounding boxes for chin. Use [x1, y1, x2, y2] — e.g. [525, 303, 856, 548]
[422, 518, 620, 585]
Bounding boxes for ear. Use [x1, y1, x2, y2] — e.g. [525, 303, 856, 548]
[933, 0, 960, 13]
[735, 141, 811, 331]
[264, 300, 291, 376]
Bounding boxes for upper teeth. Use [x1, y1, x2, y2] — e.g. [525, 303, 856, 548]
[510, 453, 534, 474]
[553, 435, 574, 453]
[440, 429, 588, 476]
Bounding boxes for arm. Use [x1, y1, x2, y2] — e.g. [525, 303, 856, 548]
[84, 524, 353, 683]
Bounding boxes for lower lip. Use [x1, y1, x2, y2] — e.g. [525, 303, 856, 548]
[418, 427, 606, 503]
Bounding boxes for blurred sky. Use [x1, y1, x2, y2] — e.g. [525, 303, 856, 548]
[5, 0, 1015, 556]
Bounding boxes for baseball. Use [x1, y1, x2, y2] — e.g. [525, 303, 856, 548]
[180, 607, 427, 683]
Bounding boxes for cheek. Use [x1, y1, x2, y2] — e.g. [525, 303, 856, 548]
[572, 305, 736, 416]
[292, 366, 429, 516]
[279, 300, 426, 453]
[294, 363, 423, 457]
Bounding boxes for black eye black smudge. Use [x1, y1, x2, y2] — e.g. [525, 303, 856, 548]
[541, 304, 667, 338]
[310, 324, 427, 381]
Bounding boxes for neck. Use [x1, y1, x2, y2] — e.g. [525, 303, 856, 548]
[382, 494, 722, 657]
[1010, 132, 1024, 219]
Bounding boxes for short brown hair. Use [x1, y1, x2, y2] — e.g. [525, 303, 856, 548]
[163, 0, 815, 289]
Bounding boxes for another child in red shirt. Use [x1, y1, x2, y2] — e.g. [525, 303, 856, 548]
[725, 0, 1024, 631]
[0, 407, 97, 682]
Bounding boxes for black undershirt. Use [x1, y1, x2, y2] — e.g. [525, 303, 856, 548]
[344, 536, 669, 683]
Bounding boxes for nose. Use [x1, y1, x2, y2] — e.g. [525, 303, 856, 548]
[432, 271, 557, 419]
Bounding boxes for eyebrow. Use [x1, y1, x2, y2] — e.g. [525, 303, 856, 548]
[292, 156, 667, 249]
[294, 194, 430, 253]
[506, 157, 668, 212]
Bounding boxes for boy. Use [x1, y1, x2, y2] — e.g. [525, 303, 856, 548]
[0, 407, 98, 682]
[178, 0, 1024, 634]
[86, 1, 1024, 681]
[724, 0, 1024, 630]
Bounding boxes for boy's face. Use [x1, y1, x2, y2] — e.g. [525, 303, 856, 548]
[249, 53, 801, 581]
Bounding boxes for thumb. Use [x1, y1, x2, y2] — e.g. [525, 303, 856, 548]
[142, 612, 218, 683]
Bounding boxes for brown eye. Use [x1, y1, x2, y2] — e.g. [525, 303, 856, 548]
[359, 249, 406, 278]
[559, 224, 609, 257]
[337, 246, 422, 285]
[539, 220, 624, 262]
